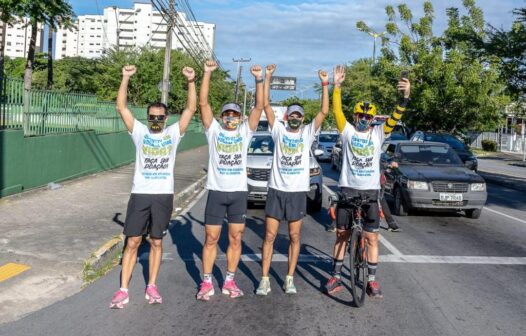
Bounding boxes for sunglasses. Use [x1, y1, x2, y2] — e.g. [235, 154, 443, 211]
[356, 113, 373, 121]
[148, 115, 166, 122]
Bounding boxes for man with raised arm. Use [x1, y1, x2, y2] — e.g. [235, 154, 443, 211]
[256, 64, 329, 295]
[109, 65, 197, 309]
[196, 60, 264, 301]
[323, 65, 411, 298]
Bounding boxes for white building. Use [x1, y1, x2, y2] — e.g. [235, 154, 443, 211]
[0, 17, 44, 58]
[55, 2, 215, 60]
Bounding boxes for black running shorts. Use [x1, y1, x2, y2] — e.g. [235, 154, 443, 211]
[123, 193, 174, 239]
[336, 188, 380, 233]
[205, 190, 248, 225]
[265, 188, 307, 222]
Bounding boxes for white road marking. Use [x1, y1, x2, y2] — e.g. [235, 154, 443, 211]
[177, 253, 526, 265]
[483, 206, 526, 225]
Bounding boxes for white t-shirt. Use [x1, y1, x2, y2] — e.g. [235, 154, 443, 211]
[130, 119, 183, 194]
[339, 122, 384, 190]
[268, 121, 318, 192]
[205, 118, 253, 191]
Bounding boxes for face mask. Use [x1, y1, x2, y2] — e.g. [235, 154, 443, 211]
[355, 118, 370, 132]
[287, 118, 302, 130]
[148, 121, 165, 133]
[223, 116, 240, 130]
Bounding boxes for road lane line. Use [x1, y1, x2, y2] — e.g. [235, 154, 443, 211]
[0, 263, 31, 282]
[323, 184, 403, 256]
[483, 206, 526, 225]
[197, 253, 526, 265]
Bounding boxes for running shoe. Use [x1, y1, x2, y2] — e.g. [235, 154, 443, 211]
[196, 281, 215, 301]
[145, 284, 163, 304]
[109, 289, 129, 309]
[256, 278, 271, 296]
[387, 226, 402, 232]
[283, 275, 297, 294]
[366, 280, 384, 299]
[222, 279, 244, 298]
[324, 276, 343, 294]
[326, 223, 336, 232]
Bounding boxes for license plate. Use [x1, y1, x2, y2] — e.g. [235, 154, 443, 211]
[439, 193, 463, 201]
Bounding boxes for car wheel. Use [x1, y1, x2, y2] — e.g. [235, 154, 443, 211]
[394, 187, 408, 216]
[307, 193, 323, 213]
[465, 208, 481, 219]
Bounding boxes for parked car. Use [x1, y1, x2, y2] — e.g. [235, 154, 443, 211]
[381, 140, 487, 218]
[246, 132, 324, 211]
[315, 131, 339, 162]
[410, 131, 478, 171]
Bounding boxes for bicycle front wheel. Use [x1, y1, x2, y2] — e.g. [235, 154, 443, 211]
[349, 229, 368, 307]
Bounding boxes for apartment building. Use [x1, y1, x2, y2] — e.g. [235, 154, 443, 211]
[0, 17, 44, 58]
[55, 2, 215, 60]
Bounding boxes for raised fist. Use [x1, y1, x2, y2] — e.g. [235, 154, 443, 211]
[251, 65, 263, 79]
[266, 64, 276, 77]
[204, 60, 218, 73]
[397, 78, 411, 98]
[318, 70, 329, 82]
[122, 65, 137, 77]
[333, 65, 346, 86]
[182, 66, 195, 81]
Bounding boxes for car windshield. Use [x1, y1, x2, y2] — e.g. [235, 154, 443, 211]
[248, 136, 274, 155]
[424, 134, 465, 150]
[318, 134, 339, 143]
[256, 120, 269, 132]
[399, 145, 463, 165]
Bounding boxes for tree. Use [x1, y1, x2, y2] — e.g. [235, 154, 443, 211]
[0, 0, 23, 77]
[357, 1, 509, 132]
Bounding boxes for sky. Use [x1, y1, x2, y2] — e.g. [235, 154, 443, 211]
[70, 0, 524, 99]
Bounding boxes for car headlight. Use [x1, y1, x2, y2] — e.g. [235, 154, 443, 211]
[310, 167, 321, 176]
[471, 183, 486, 191]
[407, 180, 428, 190]
[247, 167, 252, 177]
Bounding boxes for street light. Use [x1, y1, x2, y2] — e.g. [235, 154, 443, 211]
[367, 30, 386, 62]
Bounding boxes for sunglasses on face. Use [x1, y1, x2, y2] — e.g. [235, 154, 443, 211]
[148, 114, 166, 122]
[356, 113, 373, 121]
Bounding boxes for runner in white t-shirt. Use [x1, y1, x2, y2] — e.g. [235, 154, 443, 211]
[196, 60, 264, 301]
[256, 64, 330, 296]
[110, 65, 197, 309]
[323, 65, 411, 299]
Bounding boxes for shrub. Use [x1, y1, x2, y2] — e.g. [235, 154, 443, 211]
[481, 139, 497, 152]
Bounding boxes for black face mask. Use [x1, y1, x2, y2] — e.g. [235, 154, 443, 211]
[288, 118, 302, 130]
[148, 115, 166, 133]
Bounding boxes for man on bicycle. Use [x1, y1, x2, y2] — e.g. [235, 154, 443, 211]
[324, 65, 410, 298]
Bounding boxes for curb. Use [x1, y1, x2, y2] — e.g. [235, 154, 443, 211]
[478, 170, 526, 193]
[82, 174, 207, 283]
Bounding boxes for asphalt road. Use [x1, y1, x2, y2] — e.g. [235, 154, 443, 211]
[1, 162, 525, 336]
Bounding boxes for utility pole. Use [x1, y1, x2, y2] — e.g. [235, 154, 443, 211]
[161, 0, 175, 105]
[232, 57, 250, 104]
[112, 6, 120, 52]
[368, 31, 386, 63]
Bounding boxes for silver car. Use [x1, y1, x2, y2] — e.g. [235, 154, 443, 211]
[247, 132, 324, 212]
[314, 131, 339, 162]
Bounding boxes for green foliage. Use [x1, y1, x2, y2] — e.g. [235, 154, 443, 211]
[481, 139, 497, 151]
[5, 48, 235, 115]
[354, 0, 510, 132]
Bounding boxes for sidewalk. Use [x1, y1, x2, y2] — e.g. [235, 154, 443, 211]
[476, 151, 526, 192]
[0, 145, 208, 324]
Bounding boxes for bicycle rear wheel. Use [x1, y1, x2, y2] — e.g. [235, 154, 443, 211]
[349, 229, 368, 307]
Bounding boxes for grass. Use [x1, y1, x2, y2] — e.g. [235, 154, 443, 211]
[82, 239, 123, 286]
[472, 148, 495, 157]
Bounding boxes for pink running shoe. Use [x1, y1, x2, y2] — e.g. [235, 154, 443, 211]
[109, 289, 129, 309]
[196, 281, 215, 301]
[145, 284, 163, 304]
[222, 279, 244, 298]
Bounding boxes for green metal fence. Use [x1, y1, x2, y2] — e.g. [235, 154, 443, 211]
[0, 76, 156, 136]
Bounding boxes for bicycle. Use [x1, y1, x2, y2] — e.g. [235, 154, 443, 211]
[328, 192, 370, 307]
